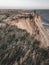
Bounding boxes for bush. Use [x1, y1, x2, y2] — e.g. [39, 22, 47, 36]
[0, 24, 49, 65]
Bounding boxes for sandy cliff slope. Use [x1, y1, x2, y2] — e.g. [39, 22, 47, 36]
[3, 12, 49, 48]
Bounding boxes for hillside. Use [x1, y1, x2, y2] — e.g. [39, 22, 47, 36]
[3, 11, 49, 48]
[0, 10, 49, 65]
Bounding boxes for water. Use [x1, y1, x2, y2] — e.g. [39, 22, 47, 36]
[36, 10, 49, 24]
[29, 9, 49, 25]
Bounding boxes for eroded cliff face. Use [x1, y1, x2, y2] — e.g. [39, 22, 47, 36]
[0, 10, 49, 65]
[3, 13, 49, 48]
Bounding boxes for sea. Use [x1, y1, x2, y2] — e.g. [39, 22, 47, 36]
[28, 9, 49, 28]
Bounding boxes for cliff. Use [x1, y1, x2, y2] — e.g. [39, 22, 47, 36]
[3, 12, 49, 48]
[0, 10, 49, 65]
